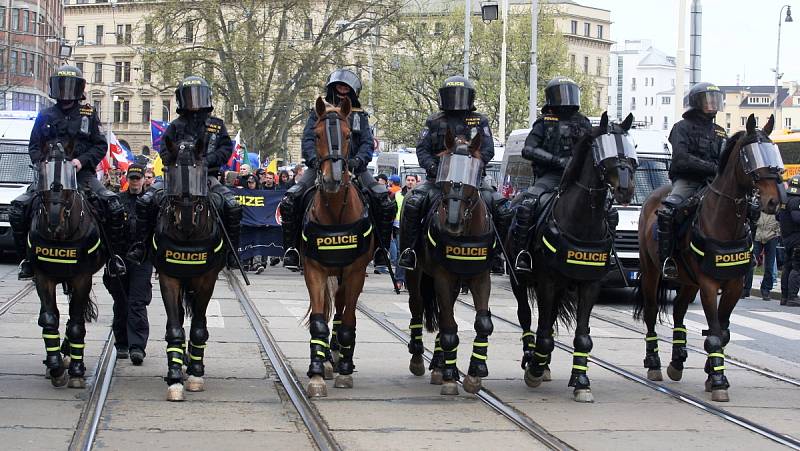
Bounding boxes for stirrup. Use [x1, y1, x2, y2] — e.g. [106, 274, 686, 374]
[283, 248, 300, 270]
[398, 249, 416, 270]
[514, 251, 533, 273]
[18, 260, 33, 280]
[661, 258, 678, 280]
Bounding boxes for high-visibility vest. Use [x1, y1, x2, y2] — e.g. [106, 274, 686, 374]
[394, 192, 404, 227]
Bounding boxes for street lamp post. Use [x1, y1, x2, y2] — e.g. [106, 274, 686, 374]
[464, 0, 471, 77]
[529, 0, 539, 127]
[774, 5, 793, 127]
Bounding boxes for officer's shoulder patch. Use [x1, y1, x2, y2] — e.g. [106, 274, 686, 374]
[465, 113, 481, 126]
[714, 125, 727, 138]
[543, 115, 559, 122]
[79, 104, 94, 116]
[206, 116, 224, 133]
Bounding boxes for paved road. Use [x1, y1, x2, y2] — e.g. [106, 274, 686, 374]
[1, 257, 798, 450]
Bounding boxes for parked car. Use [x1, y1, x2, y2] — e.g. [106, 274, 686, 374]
[0, 111, 38, 256]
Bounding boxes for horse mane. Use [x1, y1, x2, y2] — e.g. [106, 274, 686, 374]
[717, 130, 744, 175]
[560, 131, 593, 186]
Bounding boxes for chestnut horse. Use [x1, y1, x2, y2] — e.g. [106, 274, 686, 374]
[302, 96, 374, 397]
[636, 114, 785, 402]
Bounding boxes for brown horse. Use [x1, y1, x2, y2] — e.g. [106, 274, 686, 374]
[406, 131, 495, 396]
[152, 135, 226, 401]
[29, 140, 106, 388]
[302, 96, 374, 397]
[636, 114, 785, 402]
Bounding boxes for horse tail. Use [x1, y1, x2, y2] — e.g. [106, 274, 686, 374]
[421, 273, 439, 332]
[632, 275, 672, 321]
[323, 276, 337, 322]
[182, 285, 195, 318]
[554, 288, 578, 327]
[656, 280, 673, 317]
[82, 290, 99, 323]
[632, 274, 644, 320]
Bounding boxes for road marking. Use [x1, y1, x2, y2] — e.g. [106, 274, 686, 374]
[727, 313, 800, 340]
[681, 317, 754, 341]
[751, 311, 800, 326]
[207, 299, 224, 328]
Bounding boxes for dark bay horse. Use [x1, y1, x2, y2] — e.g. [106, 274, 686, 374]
[512, 112, 637, 402]
[301, 96, 374, 397]
[30, 140, 106, 388]
[406, 131, 495, 396]
[152, 135, 226, 401]
[636, 114, 784, 402]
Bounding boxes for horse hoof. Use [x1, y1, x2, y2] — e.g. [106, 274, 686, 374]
[323, 361, 335, 380]
[409, 355, 426, 376]
[711, 389, 729, 402]
[49, 369, 67, 387]
[574, 388, 594, 403]
[68, 377, 86, 389]
[440, 381, 459, 395]
[334, 374, 353, 389]
[462, 375, 482, 394]
[430, 369, 443, 385]
[647, 369, 663, 381]
[167, 383, 185, 402]
[62, 356, 71, 368]
[185, 376, 204, 392]
[667, 364, 683, 381]
[543, 368, 552, 382]
[705, 379, 712, 393]
[307, 376, 327, 397]
[524, 368, 543, 388]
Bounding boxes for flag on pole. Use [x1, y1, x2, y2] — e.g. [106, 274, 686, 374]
[224, 130, 243, 172]
[150, 120, 168, 153]
[266, 157, 278, 174]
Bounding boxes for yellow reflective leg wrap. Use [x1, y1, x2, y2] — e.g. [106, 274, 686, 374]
[167, 341, 185, 369]
[42, 331, 61, 357]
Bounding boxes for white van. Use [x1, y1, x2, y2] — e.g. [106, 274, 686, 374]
[0, 111, 37, 255]
[500, 125, 672, 287]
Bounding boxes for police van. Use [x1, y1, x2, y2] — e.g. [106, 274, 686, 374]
[500, 124, 672, 287]
[0, 111, 37, 255]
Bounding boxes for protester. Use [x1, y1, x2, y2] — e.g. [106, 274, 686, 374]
[376, 174, 388, 186]
[388, 174, 402, 197]
[262, 171, 277, 190]
[393, 180, 405, 291]
[143, 168, 156, 189]
[242, 174, 258, 190]
[239, 164, 252, 178]
[402, 174, 417, 195]
[744, 212, 780, 301]
[278, 170, 291, 189]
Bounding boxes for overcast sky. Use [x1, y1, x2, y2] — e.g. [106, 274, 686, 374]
[577, 0, 800, 87]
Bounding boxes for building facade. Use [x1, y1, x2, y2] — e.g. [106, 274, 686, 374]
[717, 84, 791, 135]
[1, 0, 64, 112]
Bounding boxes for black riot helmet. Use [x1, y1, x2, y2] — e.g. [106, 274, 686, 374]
[48, 65, 86, 101]
[789, 175, 800, 196]
[688, 82, 723, 116]
[325, 69, 362, 107]
[544, 77, 581, 112]
[438, 76, 475, 111]
[175, 76, 213, 112]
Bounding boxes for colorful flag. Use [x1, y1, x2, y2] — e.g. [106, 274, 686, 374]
[150, 120, 168, 153]
[223, 130, 243, 172]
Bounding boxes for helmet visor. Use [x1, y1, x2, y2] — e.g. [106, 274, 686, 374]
[179, 86, 212, 110]
[593, 133, 638, 166]
[741, 142, 784, 174]
[692, 91, 723, 114]
[545, 83, 581, 107]
[49, 76, 85, 101]
[328, 70, 362, 95]
[439, 86, 474, 111]
[437, 153, 483, 188]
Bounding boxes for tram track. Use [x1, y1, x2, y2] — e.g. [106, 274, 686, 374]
[226, 269, 341, 451]
[0, 281, 35, 317]
[69, 329, 117, 451]
[356, 302, 575, 451]
[456, 298, 800, 450]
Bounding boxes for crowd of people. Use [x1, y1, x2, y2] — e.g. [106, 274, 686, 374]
[221, 164, 301, 190]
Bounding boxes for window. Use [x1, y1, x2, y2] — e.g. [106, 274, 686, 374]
[749, 96, 770, 105]
[645, 78, 648, 87]
[11, 8, 18, 31]
[124, 62, 131, 82]
[125, 25, 132, 44]
[9, 50, 17, 74]
[630, 97, 636, 110]
[569, 54, 575, 73]
[185, 22, 193, 43]
[93, 100, 101, 118]
[162, 100, 170, 121]
[741, 116, 747, 126]
[115, 61, 122, 82]
[144, 23, 153, 44]
[94, 62, 102, 83]
[596, 57, 602, 76]
[116, 24, 123, 44]
[142, 100, 151, 123]
[143, 61, 151, 82]
[786, 117, 793, 129]
[651, 97, 654, 105]
[662, 96, 671, 105]
[663, 116, 668, 130]
[77, 25, 85, 44]
[755, 116, 760, 127]
[76, 62, 84, 74]
[583, 56, 589, 74]
[22, 9, 28, 32]
[597, 24, 603, 39]
[596, 89, 602, 108]
[631, 77, 636, 91]
[304, 18, 313, 39]
[0, 49, 4, 71]
[12, 92, 37, 111]
[584, 22, 590, 37]
[96, 25, 103, 45]
[570, 20, 577, 34]
[0, 7, 5, 30]
[113, 99, 130, 123]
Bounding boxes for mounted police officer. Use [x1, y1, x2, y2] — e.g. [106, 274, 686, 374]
[10, 64, 127, 279]
[280, 69, 396, 270]
[508, 77, 592, 274]
[397, 75, 511, 270]
[779, 175, 800, 307]
[658, 82, 727, 279]
[126, 75, 242, 268]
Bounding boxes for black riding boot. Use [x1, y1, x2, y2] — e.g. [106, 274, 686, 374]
[657, 209, 678, 279]
[510, 196, 537, 273]
[279, 195, 301, 270]
[398, 200, 423, 270]
[373, 193, 397, 268]
[14, 230, 32, 279]
[10, 196, 33, 279]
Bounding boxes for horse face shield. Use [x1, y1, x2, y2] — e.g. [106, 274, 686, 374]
[164, 144, 208, 198]
[437, 153, 483, 229]
[37, 149, 78, 192]
[742, 142, 785, 213]
[320, 113, 348, 193]
[592, 133, 638, 204]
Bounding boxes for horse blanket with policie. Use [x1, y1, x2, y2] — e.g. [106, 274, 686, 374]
[27, 227, 103, 278]
[689, 230, 753, 280]
[538, 220, 613, 281]
[151, 228, 225, 278]
[426, 224, 496, 276]
[302, 215, 373, 267]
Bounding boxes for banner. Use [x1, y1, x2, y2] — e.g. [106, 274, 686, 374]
[150, 120, 168, 153]
[240, 226, 283, 258]
[234, 188, 286, 227]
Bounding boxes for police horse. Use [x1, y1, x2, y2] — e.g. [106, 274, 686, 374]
[28, 140, 107, 388]
[406, 131, 496, 396]
[152, 135, 228, 401]
[511, 112, 637, 402]
[636, 114, 785, 402]
[301, 97, 376, 397]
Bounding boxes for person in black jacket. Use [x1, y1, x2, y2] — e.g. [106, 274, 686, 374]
[507, 77, 593, 273]
[779, 175, 800, 306]
[658, 82, 727, 279]
[279, 69, 396, 270]
[126, 76, 242, 268]
[10, 65, 127, 279]
[397, 75, 511, 270]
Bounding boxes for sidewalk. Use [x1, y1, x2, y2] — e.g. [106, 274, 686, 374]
[747, 273, 782, 300]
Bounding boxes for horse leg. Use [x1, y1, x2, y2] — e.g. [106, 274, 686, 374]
[330, 278, 344, 370]
[435, 273, 459, 396]
[305, 262, 330, 398]
[511, 274, 535, 371]
[667, 286, 698, 381]
[463, 273, 492, 394]
[334, 266, 366, 389]
[569, 283, 598, 403]
[37, 276, 67, 387]
[697, 277, 729, 402]
[185, 274, 215, 393]
[160, 276, 186, 401]
[525, 281, 555, 388]
[65, 276, 93, 389]
[638, 249, 664, 381]
[406, 269, 426, 377]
